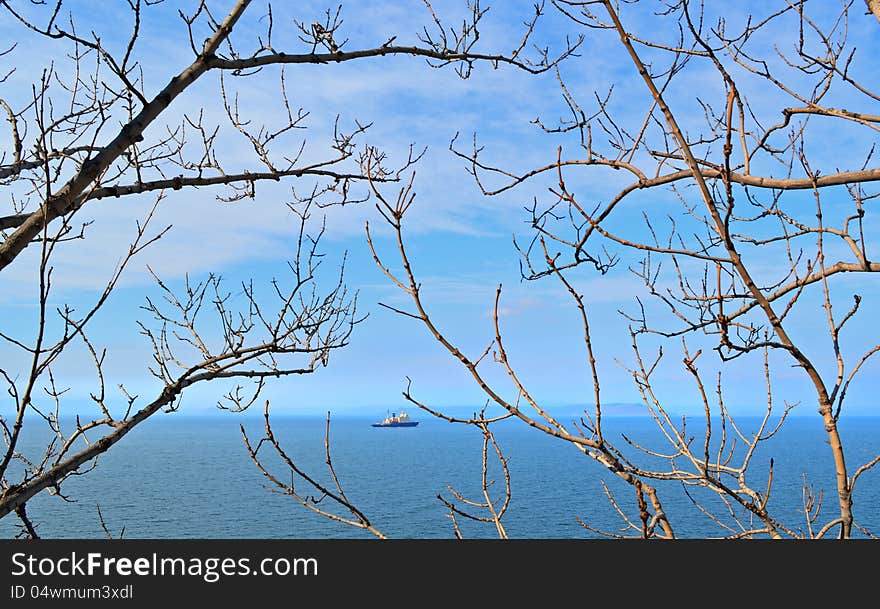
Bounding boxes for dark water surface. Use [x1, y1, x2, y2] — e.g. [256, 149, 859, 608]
[2, 415, 878, 538]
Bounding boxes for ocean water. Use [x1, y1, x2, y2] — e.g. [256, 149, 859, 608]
[2, 415, 878, 539]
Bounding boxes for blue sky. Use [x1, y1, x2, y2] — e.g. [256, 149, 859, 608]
[1, 1, 878, 419]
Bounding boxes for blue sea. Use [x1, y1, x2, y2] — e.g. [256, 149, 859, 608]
[2, 415, 879, 539]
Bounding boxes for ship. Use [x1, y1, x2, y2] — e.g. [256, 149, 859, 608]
[371, 410, 419, 428]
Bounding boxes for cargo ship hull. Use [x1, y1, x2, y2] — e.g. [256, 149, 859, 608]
[371, 421, 419, 428]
